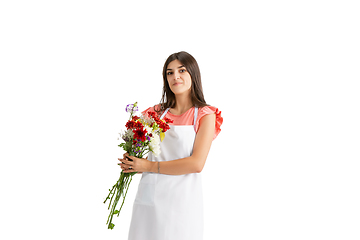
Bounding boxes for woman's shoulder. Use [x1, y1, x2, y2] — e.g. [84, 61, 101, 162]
[198, 105, 221, 116]
[196, 105, 223, 140]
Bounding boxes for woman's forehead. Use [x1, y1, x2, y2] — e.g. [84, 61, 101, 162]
[167, 59, 185, 70]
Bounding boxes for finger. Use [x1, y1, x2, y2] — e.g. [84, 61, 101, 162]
[118, 159, 127, 166]
[126, 155, 136, 161]
[122, 159, 133, 165]
[121, 164, 133, 171]
[126, 164, 135, 171]
[119, 157, 132, 164]
[123, 153, 135, 162]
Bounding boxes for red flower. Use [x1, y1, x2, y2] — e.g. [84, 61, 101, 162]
[125, 120, 136, 130]
[147, 111, 159, 121]
[133, 128, 147, 142]
[125, 120, 143, 130]
[164, 117, 174, 124]
[134, 121, 143, 129]
[159, 121, 171, 132]
[147, 111, 172, 132]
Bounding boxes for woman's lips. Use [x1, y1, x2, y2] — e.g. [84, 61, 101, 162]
[173, 82, 182, 86]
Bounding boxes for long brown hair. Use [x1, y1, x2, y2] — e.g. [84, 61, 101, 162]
[155, 51, 208, 115]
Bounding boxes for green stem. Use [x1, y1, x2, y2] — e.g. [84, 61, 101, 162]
[106, 172, 124, 225]
[107, 186, 116, 210]
[117, 175, 133, 216]
[107, 173, 123, 209]
[107, 180, 122, 226]
[105, 147, 142, 229]
[121, 175, 129, 197]
[103, 183, 116, 204]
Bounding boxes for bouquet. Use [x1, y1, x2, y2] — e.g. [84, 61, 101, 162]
[104, 102, 173, 229]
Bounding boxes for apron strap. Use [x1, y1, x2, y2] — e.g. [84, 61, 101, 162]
[193, 107, 198, 126]
[160, 108, 170, 119]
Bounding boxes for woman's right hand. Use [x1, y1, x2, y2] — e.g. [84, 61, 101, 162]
[118, 153, 143, 174]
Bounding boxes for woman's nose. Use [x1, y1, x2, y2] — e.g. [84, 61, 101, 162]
[174, 72, 180, 80]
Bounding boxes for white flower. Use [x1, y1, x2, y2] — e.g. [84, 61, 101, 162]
[149, 134, 161, 157]
[140, 113, 155, 127]
[144, 125, 152, 134]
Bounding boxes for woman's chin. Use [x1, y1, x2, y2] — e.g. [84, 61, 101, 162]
[171, 87, 191, 96]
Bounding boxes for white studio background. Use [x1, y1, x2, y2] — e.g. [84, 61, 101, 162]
[0, 1, 359, 239]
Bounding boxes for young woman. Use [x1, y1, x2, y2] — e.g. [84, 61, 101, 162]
[119, 51, 223, 240]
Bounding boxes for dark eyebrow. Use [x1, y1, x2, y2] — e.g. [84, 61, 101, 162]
[166, 65, 185, 71]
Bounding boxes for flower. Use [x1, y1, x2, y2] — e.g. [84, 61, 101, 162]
[120, 129, 133, 142]
[132, 115, 140, 121]
[125, 103, 138, 113]
[149, 134, 161, 157]
[147, 111, 172, 133]
[164, 117, 174, 124]
[105, 102, 172, 229]
[159, 120, 171, 132]
[125, 120, 136, 130]
[133, 128, 147, 142]
[125, 119, 143, 130]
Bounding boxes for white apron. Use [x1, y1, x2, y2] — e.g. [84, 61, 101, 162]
[128, 107, 203, 240]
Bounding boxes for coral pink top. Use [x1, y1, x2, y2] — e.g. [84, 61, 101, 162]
[142, 105, 223, 140]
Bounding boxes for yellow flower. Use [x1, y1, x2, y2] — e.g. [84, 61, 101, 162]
[160, 132, 165, 142]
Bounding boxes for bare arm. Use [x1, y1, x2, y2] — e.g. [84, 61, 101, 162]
[119, 113, 216, 175]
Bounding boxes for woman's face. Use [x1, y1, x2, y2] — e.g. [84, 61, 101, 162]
[166, 59, 192, 96]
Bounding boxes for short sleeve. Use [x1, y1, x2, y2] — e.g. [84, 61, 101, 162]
[195, 106, 223, 140]
[141, 106, 154, 116]
[141, 104, 160, 116]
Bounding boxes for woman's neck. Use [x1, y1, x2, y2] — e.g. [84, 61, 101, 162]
[172, 92, 193, 115]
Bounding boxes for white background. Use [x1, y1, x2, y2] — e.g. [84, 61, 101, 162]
[1, 0, 359, 239]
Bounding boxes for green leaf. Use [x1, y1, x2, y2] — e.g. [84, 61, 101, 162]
[108, 223, 115, 229]
[113, 210, 119, 215]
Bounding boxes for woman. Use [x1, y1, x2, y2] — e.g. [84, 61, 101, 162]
[119, 51, 223, 240]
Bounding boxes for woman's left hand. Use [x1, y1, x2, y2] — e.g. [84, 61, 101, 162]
[118, 153, 152, 173]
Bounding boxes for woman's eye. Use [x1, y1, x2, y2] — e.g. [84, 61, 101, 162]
[180, 69, 186, 73]
[167, 72, 173, 75]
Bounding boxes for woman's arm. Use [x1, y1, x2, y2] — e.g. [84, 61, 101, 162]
[157, 113, 215, 174]
[119, 113, 216, 175]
